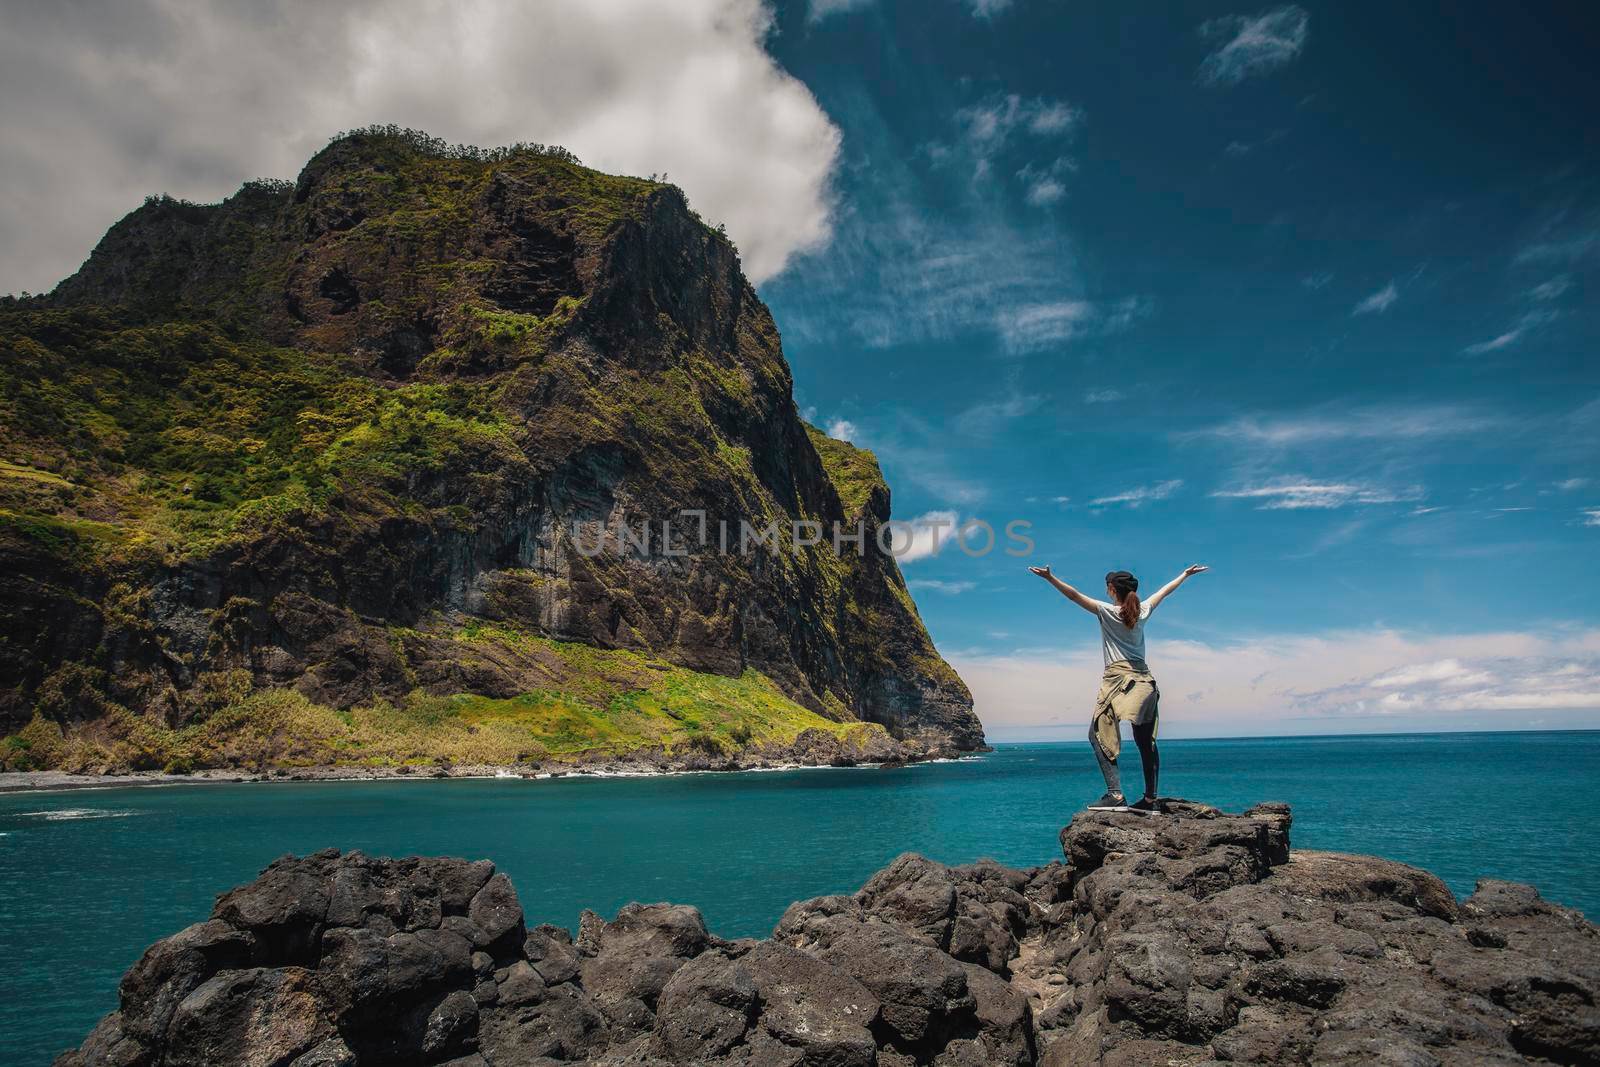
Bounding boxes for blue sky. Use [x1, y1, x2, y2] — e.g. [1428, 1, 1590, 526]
[1, 0, 1595, 738]
[755, 1, 1599, 737]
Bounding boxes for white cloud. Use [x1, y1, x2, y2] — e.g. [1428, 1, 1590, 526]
[1084, 388, 1125, 404]
[1583, 508, 1600, 528]
[1090, 480, 1184, 508]
[1300, 272, 1333, 290]
[825, 418, 861, 444]
[1555, 478, 1591, 491]
[956, 628, 1600, 739]
[1198, 6, 1310, 87]
[889, 510, 968, 563]
[1352, 281, 1399, 315]
[1369, 658, 1494, 689]
[1212, 479, 1423, 509]
[1018, 158, 1074, 205]
[0, 0, 840, 294]
[906, 579, 977, 594]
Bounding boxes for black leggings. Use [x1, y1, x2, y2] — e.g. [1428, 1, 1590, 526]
[1091, 719, 1159, 800]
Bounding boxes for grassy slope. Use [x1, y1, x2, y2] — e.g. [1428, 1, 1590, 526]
[0, 316, 896, 776]
[2, 630, 886, 773]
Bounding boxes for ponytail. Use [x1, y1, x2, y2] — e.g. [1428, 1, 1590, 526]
[1105, 570, 1141, 628]
[1119, 591, 1141, 629]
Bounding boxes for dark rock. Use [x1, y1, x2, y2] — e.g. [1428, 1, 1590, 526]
[163, 967, 336, 1066]
[116, 919, 256, 1044]
[211, 854, 333, 964]
[578, 903, 710, 1035]
[61, 806, 1600, 1066]
[467, 873, 526, 959]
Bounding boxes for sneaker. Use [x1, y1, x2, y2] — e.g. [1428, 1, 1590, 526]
[1087, 792, 1128, 811]
[1129, 796, 1160, 814]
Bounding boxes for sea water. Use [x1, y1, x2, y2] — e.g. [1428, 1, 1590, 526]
[3, 732, 1597, 1064]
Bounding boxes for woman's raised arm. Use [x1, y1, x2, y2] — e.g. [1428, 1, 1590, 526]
[1029, 565, 1102, 615]
[1143, 564, 1208, 613]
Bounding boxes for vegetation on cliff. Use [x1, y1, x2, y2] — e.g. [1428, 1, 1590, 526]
[0, 126, 981, 772]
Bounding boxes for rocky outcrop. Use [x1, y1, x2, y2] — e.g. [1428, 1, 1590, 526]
[61, 801, 1599, 1065]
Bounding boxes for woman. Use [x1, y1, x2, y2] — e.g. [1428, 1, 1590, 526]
[1029, 563, 1208, 813]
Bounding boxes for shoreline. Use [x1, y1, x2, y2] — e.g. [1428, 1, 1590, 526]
[0, 750, 987, 795]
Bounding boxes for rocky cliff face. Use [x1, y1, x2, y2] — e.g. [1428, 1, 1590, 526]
[60, 802, 1599, 1065]
[0, 127, 980, 770]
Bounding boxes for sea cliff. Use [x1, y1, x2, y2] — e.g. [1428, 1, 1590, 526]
[0, 127, 981, 776]
[60, 801, 1600, 1065]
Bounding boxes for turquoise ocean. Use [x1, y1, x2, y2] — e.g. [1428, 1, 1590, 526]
[3, 731, 1598, 1064]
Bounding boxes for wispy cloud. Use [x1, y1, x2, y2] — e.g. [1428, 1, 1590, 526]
[952, 93, 1082, 181]
[1462, 308, 1558, 355]
[1212, 479, 1423, 509]
[1017, 158, 1074, 205]
[1090, 479, 1184, 508]
[906, 578, 977, 594]
[1554, 478, 1591, 492]
[1528, 274, 1573, 301]
[1300, 271, 1333, 290]
[994, 300, 1095, 350]
[1084, 388, 1124, 404]
[767, 90, 1100, 351]
[954, 387, 1043, 437]
[1198, 6, 1310, 87]
[815, 0, 1012, 20]
[966, 0, 1014, 17]
[1583, 508, 1600, 528]
[992, 296, 1150, 353]
[1352, 281, 1398, 315]
[1462, 330, 1521, 355]
[1515, 227, 1600, 265]
[1185, 404, 1502, 445]
[807, 0, 871, 21]
[1286, 517, 1371, 558]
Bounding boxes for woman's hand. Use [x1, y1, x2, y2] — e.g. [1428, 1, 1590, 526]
[1183, 564, 1209, 577]
[1030, 565, 1053, 579]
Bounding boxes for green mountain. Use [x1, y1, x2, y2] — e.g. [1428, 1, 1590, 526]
[0, 127, 981, 774]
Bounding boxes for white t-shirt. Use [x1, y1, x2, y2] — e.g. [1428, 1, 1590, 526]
[1091, 598, 1155, 667]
